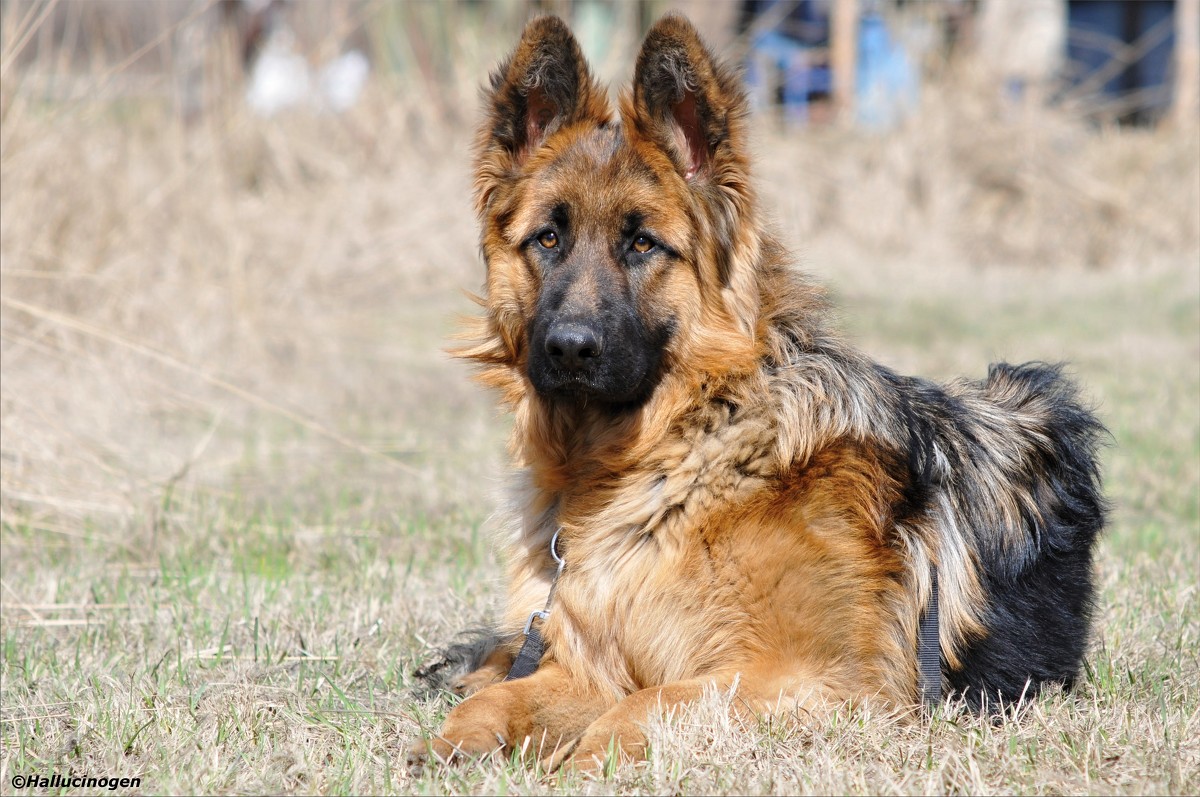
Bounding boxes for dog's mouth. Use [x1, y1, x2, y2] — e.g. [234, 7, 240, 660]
[534, 367, 653, 406]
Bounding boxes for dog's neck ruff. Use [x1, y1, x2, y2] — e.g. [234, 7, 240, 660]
[505, 529, 565, 681]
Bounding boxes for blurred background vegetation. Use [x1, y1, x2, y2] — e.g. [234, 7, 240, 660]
[0, 3, 1196, 793]
[0, 0, 1196, 565]
[1, 0, 1197, 585]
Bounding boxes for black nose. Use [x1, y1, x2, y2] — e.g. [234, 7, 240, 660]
[545, 322, 603, 371]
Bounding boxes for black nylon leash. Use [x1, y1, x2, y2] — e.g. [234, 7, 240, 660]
[505, 622, 546, 680]
[917, 563, 941, 707]
[505, 529, 564, 681]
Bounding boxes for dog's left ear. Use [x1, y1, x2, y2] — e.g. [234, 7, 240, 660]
[475, 16, 609, 216]
[624, 16, 761, 344]
[625, 14, 747, 182]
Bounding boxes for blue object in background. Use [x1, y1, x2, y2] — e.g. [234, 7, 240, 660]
[742, 0, 833, 126]
[742, 1, 917, 129]
[1064, 0, 1176, 123]
[855, 11, 919, 130]
[745, 27, 833, 125]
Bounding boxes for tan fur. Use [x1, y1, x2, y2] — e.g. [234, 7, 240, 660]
[415, 13, 1090, 773]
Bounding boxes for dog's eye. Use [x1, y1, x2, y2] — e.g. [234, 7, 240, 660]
[632, 235, 655, 254]
[537, 230, 559, 249]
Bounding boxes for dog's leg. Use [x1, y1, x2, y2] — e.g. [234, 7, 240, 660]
[555, 673, 836, 774]
[550, 677, 721, 774]
[412, 661, 608, 765]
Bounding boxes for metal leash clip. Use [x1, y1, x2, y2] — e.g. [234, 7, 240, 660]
[523, 609, 549, 636]
[521, 528, 565, 636]
[506, 529, 566, 681]
[549, 528, 564, 576]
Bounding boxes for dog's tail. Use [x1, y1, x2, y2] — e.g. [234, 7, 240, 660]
[971, 361, 1109, 577]
[884, 361, 1108, 708]
[933, 361, 1109, 708]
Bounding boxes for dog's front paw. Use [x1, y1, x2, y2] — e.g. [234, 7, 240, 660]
[538, 736, 579, 774]
[408, 691, 513, 769]
[413, 726, 506, 766]
[554, 726, 645, 776]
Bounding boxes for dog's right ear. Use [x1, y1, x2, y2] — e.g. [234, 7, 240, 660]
[625, 14, 747, 183]
[475, 16, 608, 212]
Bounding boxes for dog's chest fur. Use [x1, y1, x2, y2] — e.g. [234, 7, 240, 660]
[549, 523, 747, 696]
[507, 397, 789, 697]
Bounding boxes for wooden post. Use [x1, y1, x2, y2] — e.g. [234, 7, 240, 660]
[1173, 0, 1199, 126]
[830, 0, 859, 123]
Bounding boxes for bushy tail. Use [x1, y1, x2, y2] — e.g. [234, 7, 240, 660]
[945, 362, 1109, 708]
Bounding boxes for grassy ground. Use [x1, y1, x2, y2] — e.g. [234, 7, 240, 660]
[2, 66, 1199, 797]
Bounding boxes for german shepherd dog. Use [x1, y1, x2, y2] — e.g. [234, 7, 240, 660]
[413, 14, 1106, 772]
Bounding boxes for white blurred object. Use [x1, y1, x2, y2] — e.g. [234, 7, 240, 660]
[245, 30, 368, 117]
[317, 50, 369, 113]
[978, 0, 1066, 85]
[246, 31, 310, 116]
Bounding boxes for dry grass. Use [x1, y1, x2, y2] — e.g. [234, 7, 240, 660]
[2, 7, 1199, 795]
[766, 72, 1200, 270]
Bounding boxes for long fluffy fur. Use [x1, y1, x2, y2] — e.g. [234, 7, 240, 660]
[416, 12, 1108, 769]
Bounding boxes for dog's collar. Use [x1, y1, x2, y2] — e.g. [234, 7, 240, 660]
[505, 529, 564, 681]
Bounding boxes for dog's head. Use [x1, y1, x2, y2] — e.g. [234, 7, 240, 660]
[464, 14, 762, 409]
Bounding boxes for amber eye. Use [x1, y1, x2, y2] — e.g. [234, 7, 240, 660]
[537, 230, 558, 249]
[632, 235, 655, 254]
